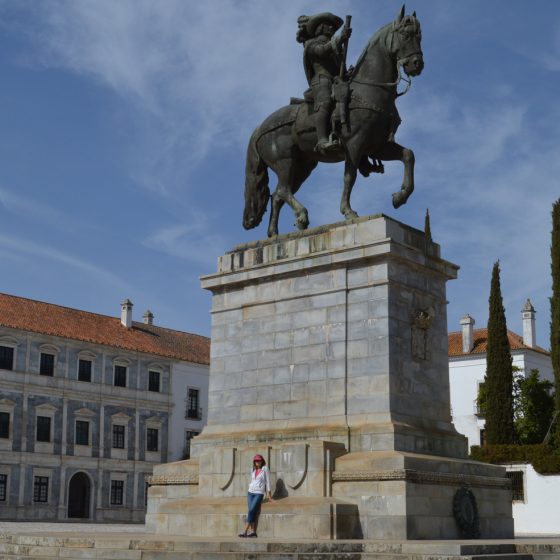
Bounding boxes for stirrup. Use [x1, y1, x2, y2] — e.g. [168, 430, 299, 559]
[315, 138, 340, 154]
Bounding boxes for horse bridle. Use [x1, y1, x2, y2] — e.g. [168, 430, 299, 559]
[352, 17, 422, 97]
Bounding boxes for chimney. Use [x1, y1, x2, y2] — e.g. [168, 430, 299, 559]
[120, 299, 133, 328]
[460, 314, 475, 353]
[143, 310, 154, 325]
[521, 299, 536, 348]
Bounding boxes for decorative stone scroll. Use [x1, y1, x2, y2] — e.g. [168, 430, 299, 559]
[217, 447, 237, 491]
[280, 442, 309, 490]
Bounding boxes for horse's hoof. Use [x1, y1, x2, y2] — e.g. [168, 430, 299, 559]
[344, 210, 359, 221]
[392, 192, 404, 208]
[295, 216, 309, 230]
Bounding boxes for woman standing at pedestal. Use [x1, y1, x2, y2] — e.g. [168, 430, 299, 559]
[238, 454, 273, 538]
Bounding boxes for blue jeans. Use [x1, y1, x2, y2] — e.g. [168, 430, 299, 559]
[247, 492, 264, 523]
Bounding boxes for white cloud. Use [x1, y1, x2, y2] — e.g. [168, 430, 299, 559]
[143, 214, 227, 267]
[0, 234, 129, 291]
[0, 186, 100, 233]
[15, 0, 315, 195]
[516, 21, 560, 73]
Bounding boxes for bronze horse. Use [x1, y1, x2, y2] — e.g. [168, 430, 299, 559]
[243, 7, 424, 237]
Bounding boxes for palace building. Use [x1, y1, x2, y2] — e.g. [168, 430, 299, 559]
[0, 293, 209, 522]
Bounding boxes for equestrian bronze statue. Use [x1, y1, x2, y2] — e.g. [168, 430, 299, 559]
[243, 6, 424, 237]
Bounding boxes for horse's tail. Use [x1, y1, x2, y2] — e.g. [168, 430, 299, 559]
[243, 127, 270, 230]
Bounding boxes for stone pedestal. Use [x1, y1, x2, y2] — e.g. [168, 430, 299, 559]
[146, 214, 513, 539]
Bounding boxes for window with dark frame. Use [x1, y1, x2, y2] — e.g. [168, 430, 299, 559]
[148, 370, 160, 392]
[75, 420, 89, 446]
[110, 480, 124, 505]
[39, 353, 55, 376]
[0, 474, 6, 501]
[33, 476, 49, 502]
[114, 365, 127, 387]
[479, 429, 486, 447]
[186, 388, 200, 419]
[78, 359, 92, 382]
[36, 416, 51, 443]
[112, 425, 125, 449]
[0, 346, 14, 370]
[147, 428, 159, 452]
[506, 471, 525, 501]
[0, 412, 9, 439]
[184, 430, 199, 459]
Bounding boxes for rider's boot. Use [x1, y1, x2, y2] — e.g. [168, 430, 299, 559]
[314, 108, 338, 154]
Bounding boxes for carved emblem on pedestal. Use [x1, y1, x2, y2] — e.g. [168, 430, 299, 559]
[411, 308, 433, 360]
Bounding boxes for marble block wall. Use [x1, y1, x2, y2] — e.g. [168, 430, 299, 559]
[195, 215, 467, 459]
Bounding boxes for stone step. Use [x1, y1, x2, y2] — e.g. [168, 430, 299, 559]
[0, 554, 543, 560]
[0, 535, 558, 560]
[0, 550, 542, 560]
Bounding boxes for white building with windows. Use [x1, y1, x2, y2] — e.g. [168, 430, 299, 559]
[0, 292, 209, 522]
[448, 300, 553, 448]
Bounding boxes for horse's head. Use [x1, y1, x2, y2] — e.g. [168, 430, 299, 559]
[391, 5, 423, 77]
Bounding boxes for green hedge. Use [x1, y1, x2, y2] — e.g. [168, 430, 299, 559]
[470, 444, 560, 474]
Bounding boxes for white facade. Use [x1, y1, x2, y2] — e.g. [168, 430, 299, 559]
[168, 361, 209, 462]
[449, 300, 553, 449]
[449, 350, 553, 449]
[506, 463, 560, 535]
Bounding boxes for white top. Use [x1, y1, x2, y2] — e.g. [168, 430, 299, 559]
[247, 466, 271, 495]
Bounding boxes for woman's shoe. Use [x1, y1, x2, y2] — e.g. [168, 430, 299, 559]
[238, 532, 247, 538]
[247, 532, 257, 538]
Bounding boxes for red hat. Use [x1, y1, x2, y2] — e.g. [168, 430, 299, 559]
[253, 454, 264, 461]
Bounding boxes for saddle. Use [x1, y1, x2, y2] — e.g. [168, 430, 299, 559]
[290, 79, 351, 145]
[289, 87, 313, 105]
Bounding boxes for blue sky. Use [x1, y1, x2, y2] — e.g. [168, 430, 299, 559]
[0, 1, 559, 348]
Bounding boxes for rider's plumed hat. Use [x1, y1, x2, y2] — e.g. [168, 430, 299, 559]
[303, 12, 343, 38]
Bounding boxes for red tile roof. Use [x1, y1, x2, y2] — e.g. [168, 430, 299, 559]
[0, 293, 209, 365]
[448, 328, 549, 357]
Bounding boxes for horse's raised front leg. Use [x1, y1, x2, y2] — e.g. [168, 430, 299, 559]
[376, 142, 415, 208]
[340, 160, 359, 220]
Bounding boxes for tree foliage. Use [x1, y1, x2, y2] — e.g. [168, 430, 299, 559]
[484, 261, 515, 444]
[470, 444, 560, 474]
[514, 369, 554, 444]
[551, 199, 560, 448]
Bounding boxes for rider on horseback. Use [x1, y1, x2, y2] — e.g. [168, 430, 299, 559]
[297, 13, 352, 154]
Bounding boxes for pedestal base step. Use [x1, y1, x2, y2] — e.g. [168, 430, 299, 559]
[147, 496, 361, 539]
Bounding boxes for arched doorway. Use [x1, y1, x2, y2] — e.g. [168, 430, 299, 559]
[67, 472, 91, 519]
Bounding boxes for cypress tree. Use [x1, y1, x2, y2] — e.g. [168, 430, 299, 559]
[550, 199, 560, 447]
[484, 261, 515, 444]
